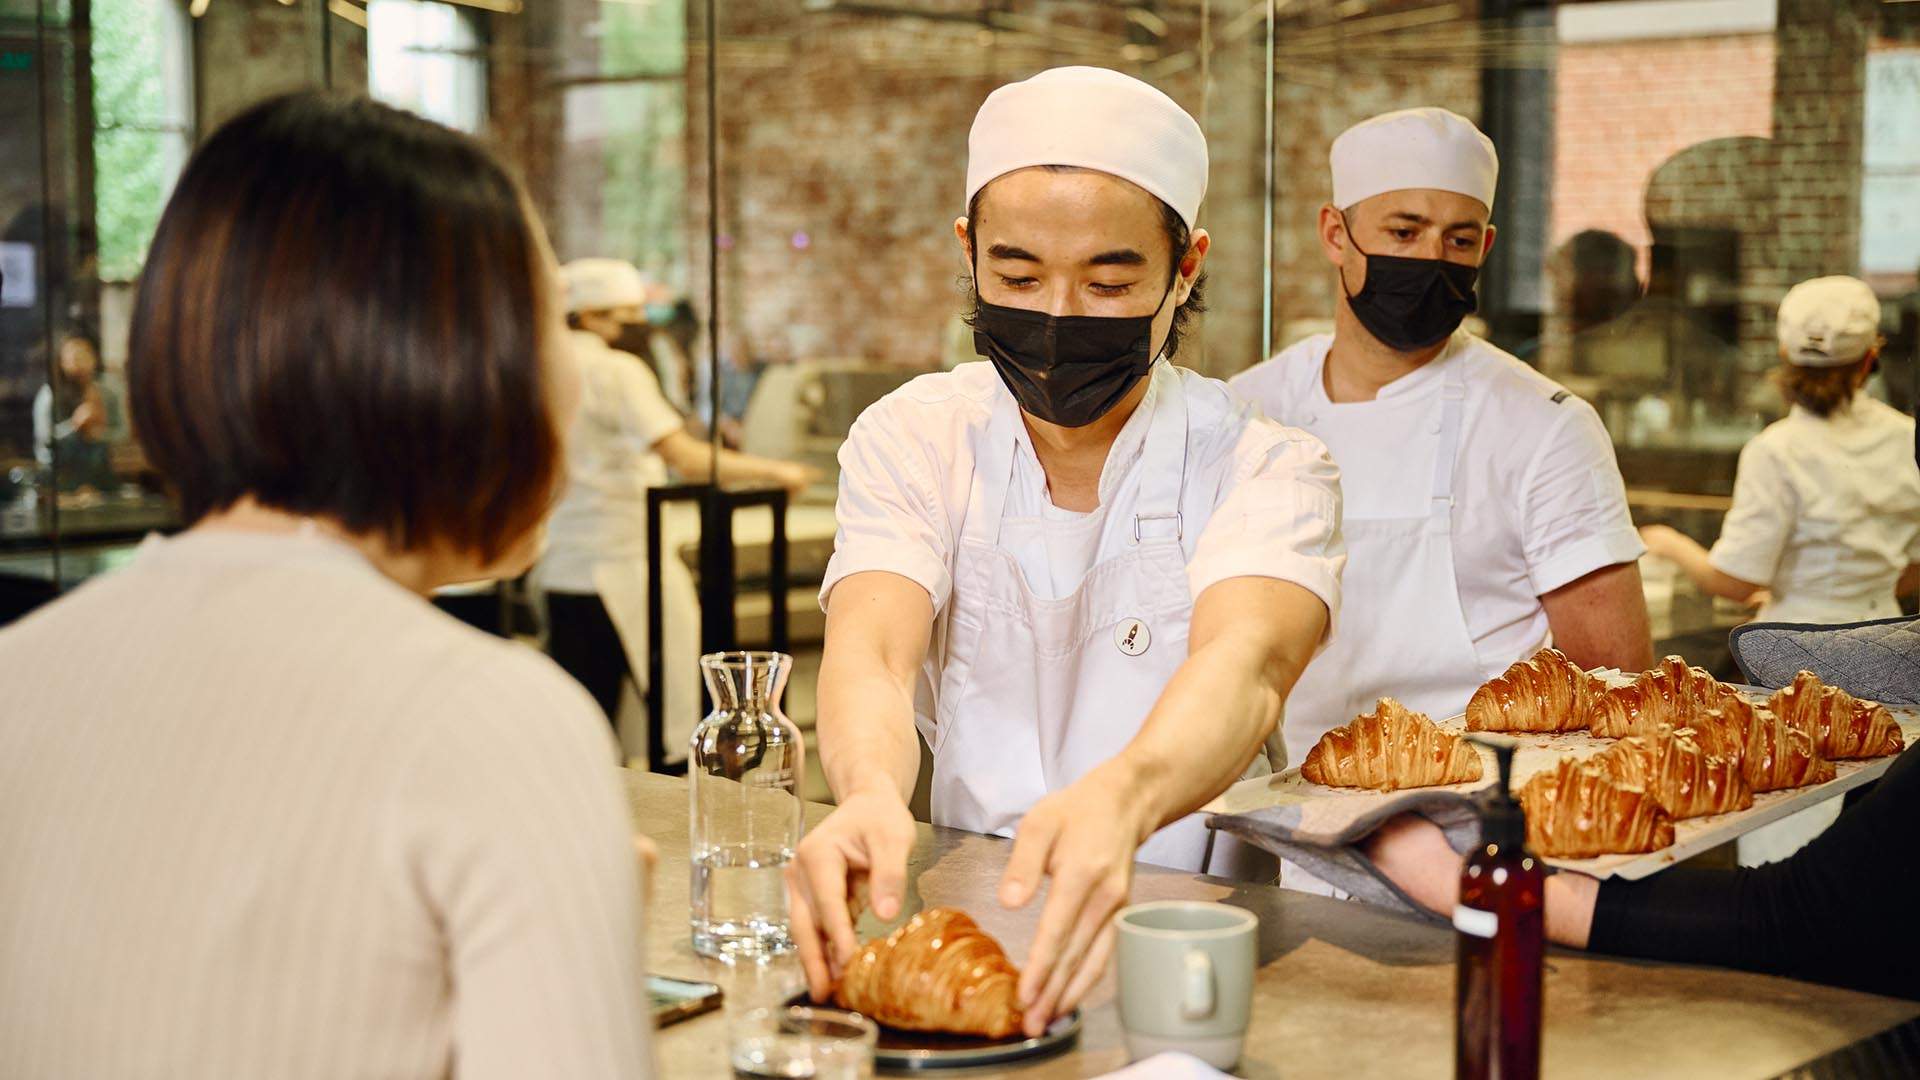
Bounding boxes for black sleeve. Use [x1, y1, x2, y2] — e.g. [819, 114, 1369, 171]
[1587, 745, 1920, 1001]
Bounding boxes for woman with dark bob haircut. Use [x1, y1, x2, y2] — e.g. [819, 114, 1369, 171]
[0, 94, 653, 1077]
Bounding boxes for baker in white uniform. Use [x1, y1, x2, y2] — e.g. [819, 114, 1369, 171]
[1231, 108, 1653, 770]
[1642, 276, 1920, 626]
[790, 67, 1345, 1036]
[538, 258, 812, 745]
[1642, 275, 1920, 866]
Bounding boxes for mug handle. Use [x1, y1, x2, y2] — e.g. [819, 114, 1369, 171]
[1179, 949, 1216, 1021]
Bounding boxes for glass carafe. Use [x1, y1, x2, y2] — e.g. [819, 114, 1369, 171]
[689, 651, 803, 959]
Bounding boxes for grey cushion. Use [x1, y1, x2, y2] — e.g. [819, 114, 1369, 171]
[1729, 615, 1920, 705]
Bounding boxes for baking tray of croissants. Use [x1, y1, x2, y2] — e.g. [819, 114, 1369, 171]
[1251, 651, 1915, 879]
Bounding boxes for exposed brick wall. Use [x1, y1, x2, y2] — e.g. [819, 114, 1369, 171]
[1551, 32, 1775, 269]
[678, 0, 1474, 382]
[1771, 0, 1871, 287]
[1266, 49, 1483, 359]
[1544, 2, 1875, 380]
[192, 1, 332, 131]
[683, 0, 1258, 376]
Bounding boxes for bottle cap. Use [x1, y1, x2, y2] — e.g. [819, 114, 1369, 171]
[1466, 734, 1528, 852]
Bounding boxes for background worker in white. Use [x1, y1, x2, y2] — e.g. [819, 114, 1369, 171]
[790, 67, 1345, 1038]
[1231, 107, 1653, 768]
[538, 258, 813, 737]
[1642, 276, 1920, 626]
[1642, 275, 1920, 866]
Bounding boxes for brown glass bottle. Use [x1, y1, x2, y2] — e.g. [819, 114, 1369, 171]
[1455, 738, 1544, 1080]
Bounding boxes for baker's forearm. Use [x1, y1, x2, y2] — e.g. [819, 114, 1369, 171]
[1679, 552, 1763, 603]
[815, 573, 935, 805]
[816, 662, 921, 803]
[713, 446, 792, 486]
[1110, 632, 1292, 834]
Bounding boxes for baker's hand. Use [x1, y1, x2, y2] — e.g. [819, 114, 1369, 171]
[998, 765, 1154, 1037]
[786, 786, 917, 1002]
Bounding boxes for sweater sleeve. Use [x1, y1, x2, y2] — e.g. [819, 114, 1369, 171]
[1587, 745, 1920, 1001]
[391, 650, 655, 1079]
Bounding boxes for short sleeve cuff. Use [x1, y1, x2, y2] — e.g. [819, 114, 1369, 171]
[818, 545, 952, 613]
[1187, 551, 1342, 638]
[1528, 528, 1646, 596]
[1707, 542, 1776, 589]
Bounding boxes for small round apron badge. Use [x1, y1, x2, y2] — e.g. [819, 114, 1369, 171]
[1114, 618, 1151, 657]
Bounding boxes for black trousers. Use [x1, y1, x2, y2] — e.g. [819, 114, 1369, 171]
[544, 590, 629, 727]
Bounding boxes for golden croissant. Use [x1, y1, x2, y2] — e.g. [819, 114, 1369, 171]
[1735, 705, 1839, 792]
[1589, 656, 1740, 739]
[1519, 757, 1675, 859]
[1768, 671, 1904, 761]
[1300, 698, 1484, 791]
[1679, 698, 1753, 765]
[1465, 648, 1602, 733]
[1588, 729, 1752, 819]
[832, 907, 1023, 1038]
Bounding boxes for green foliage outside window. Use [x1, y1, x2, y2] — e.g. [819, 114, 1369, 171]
[91, 0, 185, 281]
[598, 0, 686, 285]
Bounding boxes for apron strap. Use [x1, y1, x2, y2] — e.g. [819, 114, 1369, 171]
[1132, 364, 1189, 544]
[958, 390, 1022, 549]
[1427, 351, 1467, 535]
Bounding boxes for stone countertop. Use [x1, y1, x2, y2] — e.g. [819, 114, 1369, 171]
[627, 771, 1916, 1078]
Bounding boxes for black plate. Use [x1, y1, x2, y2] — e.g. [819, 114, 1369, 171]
[784, 991, 1081, 1072]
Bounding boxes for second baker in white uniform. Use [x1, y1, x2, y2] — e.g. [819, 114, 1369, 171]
[1232, 108, 1653, 769]
[790, 68, 1345, 1037]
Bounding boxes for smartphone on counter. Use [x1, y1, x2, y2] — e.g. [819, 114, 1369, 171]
[649, 975, 723, 1027]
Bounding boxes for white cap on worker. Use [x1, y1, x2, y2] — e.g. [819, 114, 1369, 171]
[1778, 276, 1881, 367]
[561, 258, 646, 315]
[965, 66, 1209, 229]
[1330, 107, 1499, 212]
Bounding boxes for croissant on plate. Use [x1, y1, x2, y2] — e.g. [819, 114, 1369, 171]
[1465, 648, 1602, 733]
[1768, 671, 1904, 760]
[1588, 729, 1753, 819]
[1300, 698, 1484, 791]
[1519, 757, 1675, 859]
[833, 908, 1023, 1038]
[1589, 656, 1741, 739]
[1734, 705, 1839, 792]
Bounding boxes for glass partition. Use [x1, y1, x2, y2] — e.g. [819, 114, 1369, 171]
[8, 0, 1917, 771]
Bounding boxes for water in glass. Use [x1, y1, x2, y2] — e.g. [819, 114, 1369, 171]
[690, 651, 804, 959]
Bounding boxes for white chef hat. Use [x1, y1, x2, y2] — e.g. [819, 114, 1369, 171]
[965, 66, 1209, 229]
[1330, 107, 1499, 212]
[1777, 276, 1881, 367]
[561, 258, 646, 315]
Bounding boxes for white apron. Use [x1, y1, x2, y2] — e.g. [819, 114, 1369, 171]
[1281, 358, 1487, 766]
[925, 372, 1265, 875]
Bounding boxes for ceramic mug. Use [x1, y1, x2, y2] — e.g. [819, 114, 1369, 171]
[1114, 900, 1258, 1070]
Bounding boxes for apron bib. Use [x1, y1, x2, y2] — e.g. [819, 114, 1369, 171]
[928, 371, 1266, 876]
[1281, 358, 1486, 767]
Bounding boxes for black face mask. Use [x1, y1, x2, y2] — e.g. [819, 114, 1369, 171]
[1340, 213, 1480, 352]
[971, 284, 1173, 429]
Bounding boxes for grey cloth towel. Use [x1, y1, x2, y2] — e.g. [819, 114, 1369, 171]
[1208, 792, 1484, 920]
[1730, 615, 1920, 703]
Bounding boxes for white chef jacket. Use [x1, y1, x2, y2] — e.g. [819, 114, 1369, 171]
[1710, 392, 1920, 625]
[819, 360, 1345, 704]
[1229, 332, 1644, 673]
[536, 330, 687, 594]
